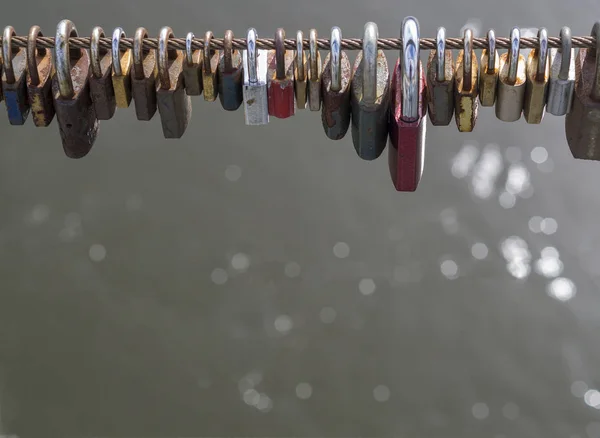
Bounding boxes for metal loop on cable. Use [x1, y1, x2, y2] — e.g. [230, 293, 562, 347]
[112, 27, 126, 76]
[2, 26, 16, 84]
[185, 32, 195, 66]
[508, 27, 520, 84]
[436, 27, 445, 81]
[330, 26, 342, 92]
[247, 28, 258, 83]
[558, 26, 572, 80]
[487, 29, 496, 71]
[55, 19, 78, 99]
[296, 30, 305, 80]
[362, 22, 378, 104]
[157, 26, 174, 90]
[401, 16, 420, 120]
[90, 26, 105, 78]
[27, 25, 43, 86]
[133, 27, 148, 80]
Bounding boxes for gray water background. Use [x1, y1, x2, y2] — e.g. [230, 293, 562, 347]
[1, 0, 600, 436]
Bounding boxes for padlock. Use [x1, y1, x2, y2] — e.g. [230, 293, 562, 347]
[267, 28, 295, 119]
[321, 26, 351, 140]
[496, 27, 526, 122]
[426, 27, 454, 126]
[218, 30, 243, 111]
[547, 27, 575, 116]
[131, 27, 157, 121]
[294, 30, 308, 109]
[524, 28, 550, 124]
[52, 19, 99, 158]
[350, 22, 390, 160]
[156, 27, 192, 139]
[111, 28, 133, 109]
[183, 32, 203, 96]
[26, 25, 54, 127]
[479, 29, 499, 106]
[89, 26, 116, 120]
[565, 22, 600, 160]
[202, 31, 219, 102]
[2, 26, 30, 125]
[388, 16, 427, 192]
[454, 28, 478, 132]
[243, 28, 269, 125]
[307, 29, 321, 111]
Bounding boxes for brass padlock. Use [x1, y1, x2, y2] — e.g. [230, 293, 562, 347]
[496, 27, 526, 122]
[111, 27, 133, 108]
[183, 32, 203, 96]
[565, 22, 600, 160]
[294, 30, 308, 109]
[202, 31, 219, 102]
[89, 26, 116, 120]
[52, 19, 99, 158]
[454, 28, 478, 132]
[2, 26, 30, 125]
[27, 25, 55, 127]
[307, 29, 321, 111]
[479, 29, 499, 106]
[131, 27, 157, 121]
[156, 27, 192, 139]
[523, 28, 550, 124]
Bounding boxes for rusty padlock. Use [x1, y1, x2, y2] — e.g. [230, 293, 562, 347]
[202, 31, 219, 102]
[426, 27, 454, 125]
[243, 28, 269, 125]
[307, 29, 321, 111]
[294, 30, 308, 109]
[218, 30, 243, 111]
[267, 28, 295, 118]
[350, 22, 390, 160]
[89, 26, 116, 120]
[496, 28, 526, 122]
[52, 19, 99, 158]
[27, 25, 54, 127]
[523, 28, 550, 124]
[183, 32, 203, 96]
[454, 28, 479, 132]
[388, 16, 427, 192]
[479, 29, 499, 106]
[131, 27, 157, 121]
[321, 26, 351, 140]
[111, 27, 133, 108]
[547, 27, 575, 116]
[2, 26, 30, 125]
[565, 22, 600, 160]
[156, 27, 192, 139]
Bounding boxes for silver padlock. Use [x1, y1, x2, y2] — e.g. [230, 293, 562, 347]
[547, 26, 575, 116]
[496, 27, 526, 122]
[243, 28, 269, 125]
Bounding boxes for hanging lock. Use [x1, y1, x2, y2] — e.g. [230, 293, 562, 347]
[294, 31, 308, 109]
[426, 27, 454, 125]
[243, 28, 269, 125]
[89, 27, 116, 120]
[496, 28, 526, 122]
[156, 27, 192, 139]
[2, 26, 30, 125]
[388, 16, 427, 192]
[307, 29, 321, 111]
[321, 26, 351, 140]
[267, 28, 295, 119]
[350, 22, 390, 160]
[523, 28, 550, 124]
[130, 27, 157, 121]
[454, 28, 478, 132]
[218, 30, 243, 111]
[183, 32, 203, 96]
[565, 22, 600, 160]
[111, 28, 133, 108]
[202, 31, 219, 102]
[547, 27, 575, 116]
[479, 29, 499, 106]
[26, 25, 54, 127]
[52, 19, 99, 158]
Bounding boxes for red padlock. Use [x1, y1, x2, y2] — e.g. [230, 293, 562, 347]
[388, 17, 427, 192]
[267, 28, 295, 118]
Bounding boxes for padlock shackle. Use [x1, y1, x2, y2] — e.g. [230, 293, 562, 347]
[27, 25, 45, 86]
[203, 31, 215, 74]
[487, 29, 496, 71]
[275, 28, 286, 79]
[558, 27, 572, 81]
[591, 22, 600, 101]
[296, 30, 305, 81]
[362, 22, 378, 104]
[112, 27, 127, 76]
[185, 32, 195, 67]
[133, 27, 149, 80]
[508, 27, 520, 84]
[224, 30, 235, 72]
[247, 28, 258, 83]
[157, 26, 174, 90]
[330, 26, 342, 92]
[401, 16, 420, 120]
[535, 28, 548, 80]
[309, 29, 319, 79]
[90, 27, 106, 79]
[435, 27, 446, 81]
[55, 19, 79, 99]
[462, 28, 473, 90]
[2, 26, 17, 84]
